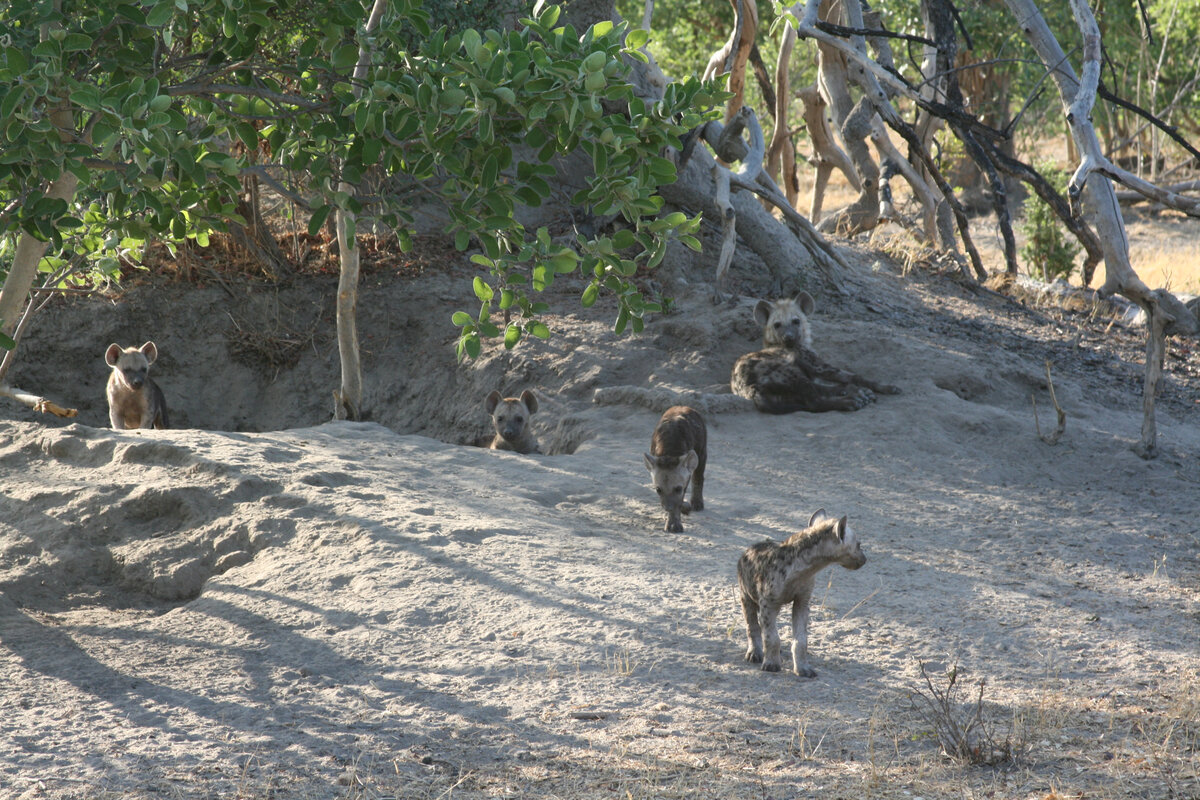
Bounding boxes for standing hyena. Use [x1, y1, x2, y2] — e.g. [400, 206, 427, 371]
[485, 390, 541, 454]
[105, 342, 169, 430]
[643, 405, 707, 533]
[731, 292, 899, 413]
[737, 510, 866, 676]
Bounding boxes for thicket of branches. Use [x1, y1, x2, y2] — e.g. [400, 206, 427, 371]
[2, 0, 1199, 455]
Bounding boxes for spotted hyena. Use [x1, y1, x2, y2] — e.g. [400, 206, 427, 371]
[737, 510, 866, 676]
[105, 342, 169, 430]
[643, 405, 707, 533]
[485, 390, 540, 454]
[731, 292, 899, 413]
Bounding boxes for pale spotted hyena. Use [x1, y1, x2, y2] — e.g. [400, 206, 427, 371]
[105, 342, 169, 430]
[485, 390, 540, 454]
[737, 510, 866, 676]
[643, 405, 707, 533]
[731, 292, 899, 413]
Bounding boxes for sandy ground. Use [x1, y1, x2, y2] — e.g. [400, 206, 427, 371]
[1, 241, 1199, 799]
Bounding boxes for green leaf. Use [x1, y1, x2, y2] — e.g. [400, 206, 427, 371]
[504, 325, 521, 348]
[452, 310, 472, 326]
[529, 321, 551, 340]
[62, 33, 93, 52]
[307, 204, 331, 237]
[464, 336, 481, 359]
[0, 330, 14, 350]
[549, 248, 578, 273]
[625, 29, 649, 50]
[581, 283, 599, 307]
[454, 229, 470, 251]
[332, 44, 359, 70]
[146, 1, 175, 26]
[473, 276, 494, 301]
[234, 122, 258, 149]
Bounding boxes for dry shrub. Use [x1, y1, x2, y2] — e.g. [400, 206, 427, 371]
[909, 661, 1022, 767]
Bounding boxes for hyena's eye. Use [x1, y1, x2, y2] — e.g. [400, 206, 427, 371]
[673, 487, 683, 494]
[655, 487, 663, 494]
[773, 321, 782, 329]
[791, 318, 800, 325]
[513, 416, 523, 424]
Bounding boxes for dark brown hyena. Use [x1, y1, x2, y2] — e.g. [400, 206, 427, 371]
[643, 405, 707, 533]
[731, 292, 899, 413]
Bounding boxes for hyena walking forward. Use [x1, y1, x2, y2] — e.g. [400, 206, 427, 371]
[737, 510, 866, 676]
[643, 405, 707, 533]
[105, 342, 169, 430]
[484, 390, 541, 454]
[732, 292, 899, 413]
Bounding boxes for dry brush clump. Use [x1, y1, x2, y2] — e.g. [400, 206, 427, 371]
[909, 661, 1024, 767]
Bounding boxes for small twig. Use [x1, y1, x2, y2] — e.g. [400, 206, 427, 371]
[1033, 359, 1067, 445]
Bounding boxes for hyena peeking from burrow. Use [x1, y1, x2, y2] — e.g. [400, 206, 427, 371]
[737, 510, 866, 677]
[731, 292, 899, 413]
[105, 341, 169, 430]
[485, 390, 541, 454]
[643, 405, 707, 533]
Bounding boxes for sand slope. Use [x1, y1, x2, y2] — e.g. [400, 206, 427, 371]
[1, 260, 1198, 799]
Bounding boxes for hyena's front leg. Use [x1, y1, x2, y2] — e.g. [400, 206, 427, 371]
[758, 605, 783, 672]
[790, 600, 816, 677]
[741, 594, 763, 664]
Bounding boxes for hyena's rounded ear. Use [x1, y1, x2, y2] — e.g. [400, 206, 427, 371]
[519, 390, 538, 415]
[485, 390, 502, 414]
[643, 452, 658, 472]
[836, 516, 849, 540]
[753, 299, 774, 327]
[140, 341, 158, 364]
[795, 291, 815, 316]
[807, 508, 827, 527]
[682, 449, 699, 471]
[105, 343, 123, 366]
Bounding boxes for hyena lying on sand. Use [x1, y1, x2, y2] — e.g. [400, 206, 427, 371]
[485, 390, 541, 454]
[737, 510, 866, 676]
[644, 405, 707, 533]
[105, 341, 169, 430]
[732, 292, 899, 413]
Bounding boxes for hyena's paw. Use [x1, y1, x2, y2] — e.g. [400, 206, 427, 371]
[690, 497, 704, 512]
[744, 649, 763, 664]
[665, 518, 684, 533]
[761, 661, 782, 673]
[794, 665, 818, 678]
[874, 382, 901, 395]
[849, 388, 876, 409]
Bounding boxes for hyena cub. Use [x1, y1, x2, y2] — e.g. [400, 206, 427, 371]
[643, 405, 707, 533]
[731, 292, 899, 413]
[485, 390, 541, 454]
[737, 510, 866, 677]
[105, 341, 169, 430]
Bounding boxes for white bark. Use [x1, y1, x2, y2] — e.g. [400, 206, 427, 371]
[332, 0, 388, 421]
[1003, 0, 1197, 458]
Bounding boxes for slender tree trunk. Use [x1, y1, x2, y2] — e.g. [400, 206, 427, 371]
[331, 0, 388, 421]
